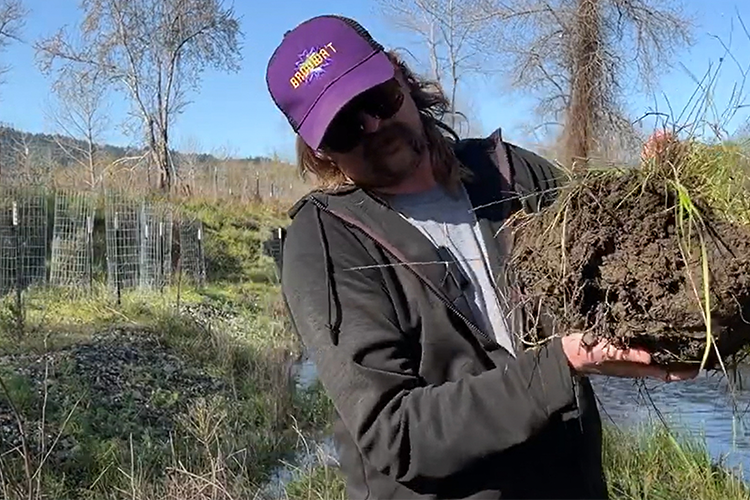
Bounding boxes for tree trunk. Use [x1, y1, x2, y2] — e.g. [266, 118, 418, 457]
[565, 0, 602, 170]
[450, 74, 458, 131]
[158, 124, 170, 193]
[87, 137, 96, 188]
[158, 142, 172, 193]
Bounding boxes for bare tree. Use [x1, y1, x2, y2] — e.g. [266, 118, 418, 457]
[46, 65, 110, 189]
[35, 0, 243, 193]
[378, 0, 495, 131]
[451, 90, 486, 138]
[7, 130, 36, 184]
[479, 0, 693, 166]
[175, 135, 203, 196]
[0, 0, 25, 87]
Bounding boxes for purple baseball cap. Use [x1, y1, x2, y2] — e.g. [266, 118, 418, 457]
[265, 15, 395, 150]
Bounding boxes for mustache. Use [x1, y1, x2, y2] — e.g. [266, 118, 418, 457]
[362, 122, 426, 157]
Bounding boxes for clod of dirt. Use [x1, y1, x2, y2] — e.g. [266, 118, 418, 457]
[509, 171, 750, 368]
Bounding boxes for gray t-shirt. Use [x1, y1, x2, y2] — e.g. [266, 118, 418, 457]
[386, 184, 515, 355]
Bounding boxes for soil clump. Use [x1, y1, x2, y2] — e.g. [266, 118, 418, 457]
[510, 171, 750, 368]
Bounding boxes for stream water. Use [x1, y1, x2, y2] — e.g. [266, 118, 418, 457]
[591, 366, 750, 477]
[262, 359, 750, 497]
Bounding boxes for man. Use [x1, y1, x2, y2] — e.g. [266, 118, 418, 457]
[265, 15, 696, 499]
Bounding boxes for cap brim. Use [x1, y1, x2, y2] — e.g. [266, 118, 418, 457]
[298, 52, 395, 150]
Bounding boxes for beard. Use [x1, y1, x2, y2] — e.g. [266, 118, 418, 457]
[357, 121, 428, 189]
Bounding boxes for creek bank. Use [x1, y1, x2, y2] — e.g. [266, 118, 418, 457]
[275, 358, 750, 495]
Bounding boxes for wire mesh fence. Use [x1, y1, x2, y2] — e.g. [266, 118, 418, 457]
[262, 227, 286, 281]
[178, 217, 205, 286]
[0, 186, 49, 295]
[16, 187, 48, 289]
[105, 191, 142, 294]
[0, 186, 208, 301]
[50, 190, 95, 290]
[138, 201, 173, 290]
[0, 195, 18, 297]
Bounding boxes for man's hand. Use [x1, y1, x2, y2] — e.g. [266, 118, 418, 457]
[562, 333, 699, 382]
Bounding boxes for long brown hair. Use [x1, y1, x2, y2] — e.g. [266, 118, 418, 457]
[295, 50, 471, 192]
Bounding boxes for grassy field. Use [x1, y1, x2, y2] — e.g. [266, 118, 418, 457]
[0, 285, 331, 499]
[0, 187, 748, 499]
[0, 198, 336, 499]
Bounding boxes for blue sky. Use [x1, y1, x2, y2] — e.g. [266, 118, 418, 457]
[0, 0, 748, 161]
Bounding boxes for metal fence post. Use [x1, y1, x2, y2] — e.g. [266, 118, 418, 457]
[11, 200, 23, 336]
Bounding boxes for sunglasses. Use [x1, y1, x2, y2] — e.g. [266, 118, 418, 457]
[320, 78, 405, 153]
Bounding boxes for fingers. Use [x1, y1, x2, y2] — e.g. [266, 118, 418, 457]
[608, 345, 651, 364]
[591, 361, 701, 382]
[594, 341, 651, 365]
[642, 365, 699, 382]
[599, 345, 700, 381]
[562, 335, 701, 381]
[564, 334, 703, 381]
[665, 367, 700, 382]
[593, 361, 666, 380]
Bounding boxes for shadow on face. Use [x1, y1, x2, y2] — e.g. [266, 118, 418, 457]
[321, 68, 429, 190]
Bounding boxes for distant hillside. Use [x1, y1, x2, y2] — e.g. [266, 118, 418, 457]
[0, 125, 273, 172]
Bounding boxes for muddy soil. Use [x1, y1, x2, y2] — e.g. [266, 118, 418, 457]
[510, 171, 750, 368]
